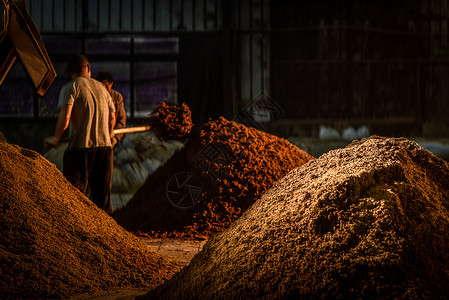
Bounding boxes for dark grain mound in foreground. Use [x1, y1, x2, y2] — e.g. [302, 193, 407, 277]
[113, 117, 313, 239]
[142, 136, 449, 299]
[0, 141, 180, 299]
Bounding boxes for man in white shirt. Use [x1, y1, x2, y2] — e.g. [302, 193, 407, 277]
[45, 54, 116, 214]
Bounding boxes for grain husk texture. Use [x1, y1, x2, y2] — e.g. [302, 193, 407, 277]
[142, 136, 449, 299]
[149, 102, 194, 141]
[113, 117, 313, 239]
[0, 141, 180, 299]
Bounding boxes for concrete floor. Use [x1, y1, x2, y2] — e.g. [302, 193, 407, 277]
[142, 238, 207, 266]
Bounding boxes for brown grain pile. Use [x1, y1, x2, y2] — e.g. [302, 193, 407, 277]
[142, 136, 449, 299]
[149, 102, 194, 141]
[0, 141, 181, 299]
[113, 117, 313, 239]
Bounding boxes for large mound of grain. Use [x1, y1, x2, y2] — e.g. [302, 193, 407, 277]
[113, 117, 313, 239]
[0, 141, 180, 299]
[143, 136, 449, 299]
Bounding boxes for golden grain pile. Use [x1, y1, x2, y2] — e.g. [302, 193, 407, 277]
[0, 141, 181, 299]
[142, 136, 449, 299]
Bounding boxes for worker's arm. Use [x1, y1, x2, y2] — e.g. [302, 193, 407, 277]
[44, 104, 73, 147]
[109, 110, 116, 133]
[105, 92, 116, 133]
[113, 92, 127, 142]
[114, 93, 127, 129]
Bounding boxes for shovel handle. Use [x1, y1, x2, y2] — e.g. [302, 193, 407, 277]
[113, 126, 152, 135]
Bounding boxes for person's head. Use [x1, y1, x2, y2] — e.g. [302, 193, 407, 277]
[97, 71, 114, 92]
[67, 54, 91, 79]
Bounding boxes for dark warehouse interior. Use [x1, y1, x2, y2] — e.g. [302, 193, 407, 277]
[1, 0, 449, 155]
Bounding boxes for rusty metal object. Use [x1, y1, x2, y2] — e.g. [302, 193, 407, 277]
[0, 0, 56, 96]
[0, 0, 8, 42]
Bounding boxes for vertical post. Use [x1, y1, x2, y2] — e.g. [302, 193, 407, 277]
[51, 0, 55, 31]
[203, 0, 207, 29]
[237, 0, 241, 29]
[192, 0, 196, 30]
[119, 0, 123, 30]
[169, 0, 173, 31]
[260, 0, 264, 94]
[75, 0, 79, 31]
[41, 0, 44, 30]
[427, 0, 431, 123]
[153, 0, 157, 30]
[63, 0, 66, 32]
[439, 0, 442, 51]
[236, 0, 241, 117]
[249, 0, 253, 101]
[108, 0, 111, 30]
[180, 0, 184, 29]
[140, 0, 144, 30]
[130, 37, 135, 118]
[215, 0, 218, 29]
[222, 0, 233, 118]
[82, 0, 89, 32]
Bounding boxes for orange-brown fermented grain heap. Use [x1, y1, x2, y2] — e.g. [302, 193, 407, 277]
[113, 117, 313, 239]
[142, 136, 449, 299]
[149, 102, 194, 141]
[0, 141, 180, 299]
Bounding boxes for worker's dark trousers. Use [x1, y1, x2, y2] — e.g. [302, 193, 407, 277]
[63, 147, 113, 214]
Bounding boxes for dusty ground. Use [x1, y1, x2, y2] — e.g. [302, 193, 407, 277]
[68, 238, 206, 300]
[142, 238, 207, 266]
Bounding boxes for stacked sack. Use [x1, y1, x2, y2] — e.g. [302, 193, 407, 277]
[111, 130, 184, 209]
